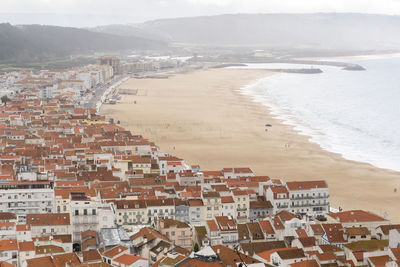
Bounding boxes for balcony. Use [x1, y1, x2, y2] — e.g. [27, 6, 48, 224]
[177, 234, 192, 240]
[290, 195, 329, 200]
[74, 219, 97, 225]
[290, 202, 329, 208]
[222, 239, 238, 244]
[277, 205, 288, 209]
[8, 205, 41, 210]
[237, 207, 247, 211]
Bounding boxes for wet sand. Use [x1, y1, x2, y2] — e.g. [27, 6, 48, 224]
[101, 68, 400, 222]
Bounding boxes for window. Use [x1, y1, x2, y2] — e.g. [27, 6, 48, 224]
[181, 231, 185, 237]
[75, 210, 79, 216]
[92, 209, 96, 215]
[171, 231, 175, 236]
[84, 209, 88, 215]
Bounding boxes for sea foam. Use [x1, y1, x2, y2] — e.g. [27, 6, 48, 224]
[235, 59, 400, 172]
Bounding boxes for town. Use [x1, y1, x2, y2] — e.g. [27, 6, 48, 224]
[0, 57, 399, 267]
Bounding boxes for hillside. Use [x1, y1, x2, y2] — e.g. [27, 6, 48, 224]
[0, 23, 166, 63]
[93, 13, 400, 53]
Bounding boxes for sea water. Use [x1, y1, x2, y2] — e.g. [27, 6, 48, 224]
[233, 57, 400, 172]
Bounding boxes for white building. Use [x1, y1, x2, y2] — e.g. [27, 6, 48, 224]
[222, 168, 254, 179]
[176, 171, 204, 186]
[286, 181, 329, 216]
[188, 199, 204, 226]
[0, 181, 55, 222]
[69, 192, 116, 242]
[0, 239, 18, 266]
[26, 213, 71, 238]
[265, 186, 290, 214]
[146, 199, 175, 226]
[221, 196, 236, 218]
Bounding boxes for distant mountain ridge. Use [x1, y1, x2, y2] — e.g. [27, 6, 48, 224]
[0, 23, 166, 63]
[91, 13, 400, 52]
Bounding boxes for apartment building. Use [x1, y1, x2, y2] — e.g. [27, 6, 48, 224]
[0, 239, 18, 266]
[286, 181, 329, 216]
[326, 210, 388, 238]
[158, 218, 192, 249]
[146, 199, 175, 226]
[249, 200, 273, 220]
[188, 199, 204, 226]
[69, 192, 115, 242]
[266, 186, 290, 214]
[174, 199, 189, 223]
[26, 213, 71, 237]
[221, 196, 236, 218]
[222, 168, 254, 179]
[202, 191, 222, 220]
[232, 190, 250, 221]
[0, 181, 55, 222]
[214, 216, 239, 248]
[176, 171, 204, 186]
[114, 199, 147, 226]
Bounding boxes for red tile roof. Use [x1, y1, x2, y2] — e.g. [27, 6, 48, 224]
[328, 210, 385, 223]
[113, 254, 147, 265]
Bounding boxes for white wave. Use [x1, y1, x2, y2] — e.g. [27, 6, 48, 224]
[237, 59, 400, 172]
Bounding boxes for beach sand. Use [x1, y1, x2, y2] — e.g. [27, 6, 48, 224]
[101, 68, 400, 222]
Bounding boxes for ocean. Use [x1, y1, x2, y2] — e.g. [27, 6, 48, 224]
[232, 56, 400, 172]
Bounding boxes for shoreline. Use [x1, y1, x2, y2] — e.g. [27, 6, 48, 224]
[101, 68, 400, 222]
[237, 76, 400, 173]
[296, 52, 400, 61]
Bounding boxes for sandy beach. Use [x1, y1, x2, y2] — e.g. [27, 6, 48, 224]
[101, 68, 400, 222]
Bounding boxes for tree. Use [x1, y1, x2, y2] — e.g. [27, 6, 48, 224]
[193, 243, 199, 252]
[1, 95, 10, 105]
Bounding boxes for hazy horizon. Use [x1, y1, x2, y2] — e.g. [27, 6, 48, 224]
[3, 0, 400, 27]
[3, 11, 400, 28]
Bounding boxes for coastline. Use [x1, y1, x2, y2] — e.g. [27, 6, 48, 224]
[296, 52, 400, 61]
[100, 68, 400, 222]
[237, 74, 400, 173]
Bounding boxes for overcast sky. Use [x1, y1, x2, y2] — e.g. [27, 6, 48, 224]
[2, 0, 400, 27]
